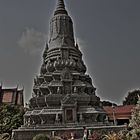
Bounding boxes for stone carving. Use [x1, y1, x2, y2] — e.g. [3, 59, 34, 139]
[61, 67, 72, 80]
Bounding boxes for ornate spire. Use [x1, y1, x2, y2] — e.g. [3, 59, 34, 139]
[54, 0, 68, 15]
[49, 0, 74, 49]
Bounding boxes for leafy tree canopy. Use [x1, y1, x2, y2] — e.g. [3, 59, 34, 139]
[123, 89, 140, 105]
[126, 96, 140, 139]
[33, 134, 50, 140]
[102, 100, 117, 106]
[0, 133, 10, 140]
[0, 104, 24, 134]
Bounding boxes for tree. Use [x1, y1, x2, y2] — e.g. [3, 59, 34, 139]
[102, 130, 128, 140]
[123, 89, 140, 105]
[126, 96, 140, 139]
[0, 133, 10, 140]
[102, 100, 117, 106]
[33, 134, 50, 140]
[102, 131, 121, 140]
[0, 104, 24, 134]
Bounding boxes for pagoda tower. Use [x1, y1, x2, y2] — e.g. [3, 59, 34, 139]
[25, 0, 106, 127]
[13, 0, 107, 139]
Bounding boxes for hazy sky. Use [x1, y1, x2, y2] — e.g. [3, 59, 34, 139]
[0, 0, 140, 105]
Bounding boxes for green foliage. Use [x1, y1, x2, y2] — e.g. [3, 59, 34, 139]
[126, 96, 140, 139]
[102, 100, 117, 106]
[50, 136, 62, 140]
[102, 131, 121, 140]
[102, 130, 129, 140]
[119, 95, 140, 140]
[0, 133, 10, 140]
[33, 134, 50, 140]
[0, 104, 24, 134]
[123, 89, 140, 105]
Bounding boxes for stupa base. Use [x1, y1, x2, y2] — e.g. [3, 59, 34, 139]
[12, 125, 125, 140]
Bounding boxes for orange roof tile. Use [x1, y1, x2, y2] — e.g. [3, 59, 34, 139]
[2, 91, 13, 103]
[103, 105, 135, 114]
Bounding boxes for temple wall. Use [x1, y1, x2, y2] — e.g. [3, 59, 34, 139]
[13, 125, 126, 140]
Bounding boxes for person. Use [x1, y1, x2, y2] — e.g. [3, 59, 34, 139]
[83, 127, 88, 140]
[52, 131, 55, 138]
[70, 132, 74, 140]
[88, 130, 92, 140]
[91, 131, 98, 140]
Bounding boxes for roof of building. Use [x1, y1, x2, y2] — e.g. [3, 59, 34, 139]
[0, 86, 24, 106]
[103, 105, 135, 114]
[103, 105, 136, 120]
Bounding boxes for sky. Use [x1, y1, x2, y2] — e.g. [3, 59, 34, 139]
[0, 0, 140, 105]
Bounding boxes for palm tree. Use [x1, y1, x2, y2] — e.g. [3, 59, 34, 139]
[102, 131, 122, 140]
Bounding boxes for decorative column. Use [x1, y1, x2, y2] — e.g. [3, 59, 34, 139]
[73, 108, 77, 123]
[24, 117, 27, 126]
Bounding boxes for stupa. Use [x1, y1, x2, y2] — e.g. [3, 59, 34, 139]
[13, 0, 107, 139]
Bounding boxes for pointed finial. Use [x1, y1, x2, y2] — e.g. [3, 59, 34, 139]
[54, 0, 68, 15]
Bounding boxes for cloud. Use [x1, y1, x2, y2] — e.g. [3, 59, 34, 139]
[18, 28, 47, 55]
